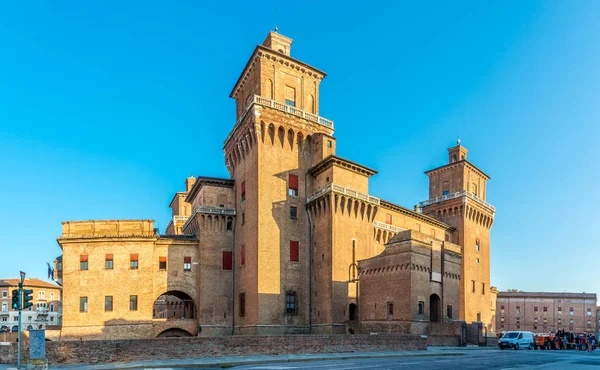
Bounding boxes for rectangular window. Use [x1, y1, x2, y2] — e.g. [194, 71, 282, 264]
[239, 293, 246, 317]
[159, 256, 167, 271]
[183, 256, 192, 271]
[285, 85, 296, 107]
[570, 307, 574, 315]
[534, 306, 538, 312]
[482, 283, 485, 294]
[290, 206, 298, 219]
[387, 302, 394, 316]
[222, 251, 233, 270]
[290, 240, 299, 262]
[226, 217, 233, 231]
[1, 291, 7, 298]
[80, 255, 88, 270]
[105, 296, 113, 312]
[327, 140, 332, 148]
[241, 181, 246, 202]
[130, 295, 138, 311]
[476, 240, 480, 252]
[286, 291, 297, 315]
[241, 245, 245, 266]
[558, 307, 562, 313]
[472, 183, 478, 196]
[1, 303, 7, 312]
[543, 306, 548, 312]
[588, 308, 592, 316]
[418, 301, 424, 315]
[385, 214, 392, 225]
[241, 213, 245, 225]
[105, 254, 113, 269]
[130, 254, 139, 269]
[447, 305, 453, 319]
[80, 297, 88, 313]
[442, 181, 450, 196]
[472, 280, 475, 293]
[477, 312, 481, 322]
[443, 190, 450, 196]
[516, 306, 521, 314]
[288, 174, 298, 196]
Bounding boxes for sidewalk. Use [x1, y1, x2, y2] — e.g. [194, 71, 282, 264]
[0, 347, 474, 369]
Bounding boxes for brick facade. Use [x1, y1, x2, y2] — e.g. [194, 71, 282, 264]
[56, 31, 496, 339]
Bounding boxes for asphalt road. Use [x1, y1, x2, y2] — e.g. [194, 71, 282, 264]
[167, 348, 600, 370]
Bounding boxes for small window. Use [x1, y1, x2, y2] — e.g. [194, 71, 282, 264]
[241, 213, 245, 225]
[587, 308, 592, 316]
[50, 293, 54, 300]
[472, 280, 475, 293]
[290, 206, 298, 219]
[130, 254, 138, 269]
[475, 240, 480, 252]
[183, 256, 192, 271]
[570, 307, 574, 315]
[80, 297, 88, 313]
[105, 296, 113, 312]
[239, 293, 246, 317]
[452, 154, 457, 163]
[327, 140, 332, 148]
[418, 301, 424, 315]
[286, 291, 297, 315]
[290, 240, 299, 262]
[226, 217, 233, 231]
[159, 256, 167, 271]
[288, 174, 299, 196]
[476, 258, 480, 264]
[285, 99, 296, 107]
[130, 295, 138, 311]
[105, 254, 113, 269]
[477, 312, 481, 322]
[38, 291, 45, 299]
[516, 306, 521, 314]
[482, 283, 485, 294]
[387, 302, 393, 316]
[534, 306, 538, 312]
[443, 190, 450, 196]
[385, 214, 392, 225]
[241, 181, 246, 202]
[222, 251, 232, 270]
[1, 291, 6, 298]
[80, 255, 88, 270]
[558, 307, 562, 313]
[241, 245, 245, 266]
[447, 305, 453, 319]
[442, 181, 450, 196]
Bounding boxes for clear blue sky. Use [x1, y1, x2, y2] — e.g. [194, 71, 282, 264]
[1, 1, 599, 294]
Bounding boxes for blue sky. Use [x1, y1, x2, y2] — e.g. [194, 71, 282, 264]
[1, 1, 599, 294]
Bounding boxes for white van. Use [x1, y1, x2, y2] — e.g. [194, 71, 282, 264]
[498, 331, 535, 350]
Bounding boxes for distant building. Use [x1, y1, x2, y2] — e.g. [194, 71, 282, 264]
[56, 31, 496, 340]
[0, 278, 62, 333]
[496, 292, 599, 335]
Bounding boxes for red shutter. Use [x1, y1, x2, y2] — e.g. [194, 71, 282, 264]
[241, 181, 246, 196]
[386, 214, 392, 225]
[130, 254, 138, 261]
[184, 256, 192, 264]
[222, 251, 232, 270]
[105, 254, 113, 261]
[80, 255, 88, 262]
[241, 246, 245, 266]
[290, 241, 299, 262]
[289, 175, 298, 190]
[159, 256, 167, 263]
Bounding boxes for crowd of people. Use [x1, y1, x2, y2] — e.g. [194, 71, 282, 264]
[537, 330, 597, 351]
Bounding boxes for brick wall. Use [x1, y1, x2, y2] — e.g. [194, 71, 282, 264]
[0, 334, 425, 365]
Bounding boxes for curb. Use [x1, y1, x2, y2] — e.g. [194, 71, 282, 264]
[64, 352, 465, 369]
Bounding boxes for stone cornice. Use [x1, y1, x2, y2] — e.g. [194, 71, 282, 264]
[230, 45, 326, 99]
[308, 155, 377, 178]
[425, 159, 491, 180]
[379, 200, 454, 231]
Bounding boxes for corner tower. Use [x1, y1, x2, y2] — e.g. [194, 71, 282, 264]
[419, 141, 495, 328]
[223, 30, 335, 334]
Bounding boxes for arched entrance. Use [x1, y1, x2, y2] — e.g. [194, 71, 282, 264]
[157, 328, 193, 338]
[0, 325, 8, 333]
[11, 325, 18, 333]
[349, 303, 357, 321]
[430, 294, 441, 323]
[153, 291, 196, 319]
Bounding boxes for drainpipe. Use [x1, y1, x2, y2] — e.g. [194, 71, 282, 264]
[306, 172, 313, 334]
[232, 180, 237, 336]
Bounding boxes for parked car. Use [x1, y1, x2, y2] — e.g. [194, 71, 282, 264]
[499, 331, 535, 350]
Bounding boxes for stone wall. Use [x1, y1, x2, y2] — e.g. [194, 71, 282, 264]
[0, 334, 425, 365]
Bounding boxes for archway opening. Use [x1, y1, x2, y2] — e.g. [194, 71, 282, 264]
[349, 303, 357, 321]
[430, 294, 440, 323]
[153, 291, 196, 319]
[157, 328, 193, 338]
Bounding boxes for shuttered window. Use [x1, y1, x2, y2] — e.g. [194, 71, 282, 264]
[130, 254, 138, 269]
[288, 175, 298, 196]
[159, 256, 167, 271]
[183, 256, 191, 271]
[222, 252, 232, 270]
[105, 254, 113, 269]
[290, 240, 299, 262]
[80, 255, 88, 270]
[386, 214, 392, 225]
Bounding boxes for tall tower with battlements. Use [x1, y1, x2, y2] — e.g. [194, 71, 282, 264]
[420, 142, 495, 327]
[224, 30, 336, 334]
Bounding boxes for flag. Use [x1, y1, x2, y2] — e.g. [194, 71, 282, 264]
[47, 262, 53, 280]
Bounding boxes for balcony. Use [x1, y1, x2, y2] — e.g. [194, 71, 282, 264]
[373, 221, 404, 233]
[418, 190, 496, 213]
[182, 206, 236, 231]
[307, 183, 380, 205]
[226, 94, 334, 144]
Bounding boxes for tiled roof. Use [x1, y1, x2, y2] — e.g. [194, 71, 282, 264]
[0, 278, 61, 290]
[498, 292, 597, 299]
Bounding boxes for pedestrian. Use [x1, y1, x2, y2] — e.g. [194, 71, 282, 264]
[576, 335, 581, 351]
[588, 335, 594, 353]
[582, 335, 587, 351]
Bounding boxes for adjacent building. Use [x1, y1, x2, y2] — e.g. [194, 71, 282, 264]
[496, 292, 599, 335]
[0, 278, 62, 333]
[56, 31, 496, 339]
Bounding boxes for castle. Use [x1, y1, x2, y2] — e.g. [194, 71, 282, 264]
[56, 31, 495, 339]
